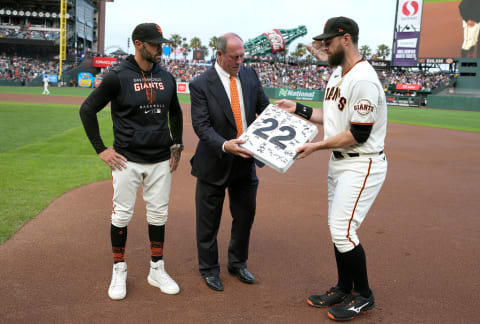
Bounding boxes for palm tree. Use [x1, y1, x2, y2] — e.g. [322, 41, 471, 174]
[201, 45, 209, 59]
[209, 36, 218, 59]
[190, 37, 202, 50]
[170, 34, 182, 60]
[279, 46, 289, 64]
[359, 45, 372, 59]
[294, 43, 307, 60]
[376, 44, 390, 59]
[182, 43, 191, 60]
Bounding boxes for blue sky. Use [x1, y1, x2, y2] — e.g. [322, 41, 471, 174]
[104, 0, 398, 57]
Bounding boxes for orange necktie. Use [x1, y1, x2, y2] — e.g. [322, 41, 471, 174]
[229, 75, 243, 137]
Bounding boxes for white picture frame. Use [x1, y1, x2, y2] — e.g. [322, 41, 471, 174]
[239, 104, 318, 173]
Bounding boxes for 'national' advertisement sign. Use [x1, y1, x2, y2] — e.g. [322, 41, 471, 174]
[276, 88, 321, 101]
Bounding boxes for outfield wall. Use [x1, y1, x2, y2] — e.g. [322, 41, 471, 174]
[263, 88, 325, 101]
[427, 95, 480, 112]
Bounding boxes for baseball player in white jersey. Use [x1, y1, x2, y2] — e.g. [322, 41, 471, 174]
[276, 17, 387, 321]
[42, 75, 50, 95]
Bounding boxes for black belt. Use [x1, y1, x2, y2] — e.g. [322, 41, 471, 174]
[333, 151, 383, 159]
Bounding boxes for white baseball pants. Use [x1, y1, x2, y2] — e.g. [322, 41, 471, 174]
[327, 153, 387, 253]
[111, 160, 171, 228]
[462, 20, 480, 51]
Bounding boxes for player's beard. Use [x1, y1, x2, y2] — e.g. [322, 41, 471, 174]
[142, 45, 161, 64]
[328, 46, 345, 67]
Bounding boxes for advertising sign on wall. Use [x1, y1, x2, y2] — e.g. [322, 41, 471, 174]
[393, 0, 424, 66]
[177, 82, 189, 94]
[93, 77, 103, 88]
[276, 88, 321, 101]
[397, 0, 423, 30]
[92, 57, 117, 68]
[396, 83, 422, 90]
[43, 74, 58, 84]
[192, 50, 205, 61]
[393, 31, 421, 66]
[78, 72, 94, 88]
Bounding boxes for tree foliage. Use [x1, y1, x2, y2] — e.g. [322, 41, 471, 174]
[190, 37, 202, 49]
[359, 45, 372, 58]
[376, 44, 390, 59]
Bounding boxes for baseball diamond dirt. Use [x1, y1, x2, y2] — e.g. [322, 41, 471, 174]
[1, 93, 479, 323]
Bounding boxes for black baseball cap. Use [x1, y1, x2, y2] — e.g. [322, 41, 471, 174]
[132, 23, 170, 43]
[313, 17, 359, 41]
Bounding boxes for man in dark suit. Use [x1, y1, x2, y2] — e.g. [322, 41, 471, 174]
[189, 33, 270, 291]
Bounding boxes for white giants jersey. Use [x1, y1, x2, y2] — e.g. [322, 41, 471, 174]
[323, 60, 387, 154]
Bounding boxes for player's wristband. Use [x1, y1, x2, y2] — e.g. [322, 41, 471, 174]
[295, 103, 313, 120]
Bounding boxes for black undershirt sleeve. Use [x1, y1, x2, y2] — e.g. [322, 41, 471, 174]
[350, 123, 373, 144]
[168, 75, 183, 146]
[79, 72, 120, 154]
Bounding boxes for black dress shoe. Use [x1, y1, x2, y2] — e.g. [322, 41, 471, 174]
[228, 267, 256, 284]
[204, 276, 224, 291]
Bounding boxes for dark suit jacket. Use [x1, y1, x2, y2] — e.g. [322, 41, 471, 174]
[189, 65, 270, 186]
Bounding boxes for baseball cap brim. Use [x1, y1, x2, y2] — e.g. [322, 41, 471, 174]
[145, 36, 171, 44]
[313, 32, 342, 41]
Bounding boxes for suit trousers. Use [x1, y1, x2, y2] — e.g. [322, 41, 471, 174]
[195, 159, 258, 277]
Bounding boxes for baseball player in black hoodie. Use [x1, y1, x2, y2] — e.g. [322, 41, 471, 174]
[79, 23, 183, 300]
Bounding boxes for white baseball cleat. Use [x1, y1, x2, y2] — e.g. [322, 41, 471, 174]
[147, 260, 180, 295]
[108, 262, 127, 300]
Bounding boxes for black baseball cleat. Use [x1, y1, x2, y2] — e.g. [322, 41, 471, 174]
[327, 291, 375, 321]
[307, 287, 350, 308]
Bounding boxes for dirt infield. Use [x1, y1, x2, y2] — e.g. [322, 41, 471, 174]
[1, 93, 480, 323]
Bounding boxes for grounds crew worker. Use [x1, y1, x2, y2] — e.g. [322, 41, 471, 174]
[79, 23, 183, 300]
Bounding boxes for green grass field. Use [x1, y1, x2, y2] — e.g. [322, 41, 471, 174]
[0, 86, 479, 244]
[0, 86, 95, 97]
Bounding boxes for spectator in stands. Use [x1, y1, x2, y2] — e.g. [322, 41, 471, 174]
[0, 53, 456, 94]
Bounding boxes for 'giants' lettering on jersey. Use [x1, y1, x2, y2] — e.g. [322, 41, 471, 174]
[133, 81, 165, 91]
[325, 86, 340, 101]
[354, 100, 374, 115]
[325, 86, 347, 111]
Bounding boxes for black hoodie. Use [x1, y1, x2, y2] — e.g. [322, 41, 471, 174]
[459, 0, 480, 22]
[80, 55, 183, 163]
